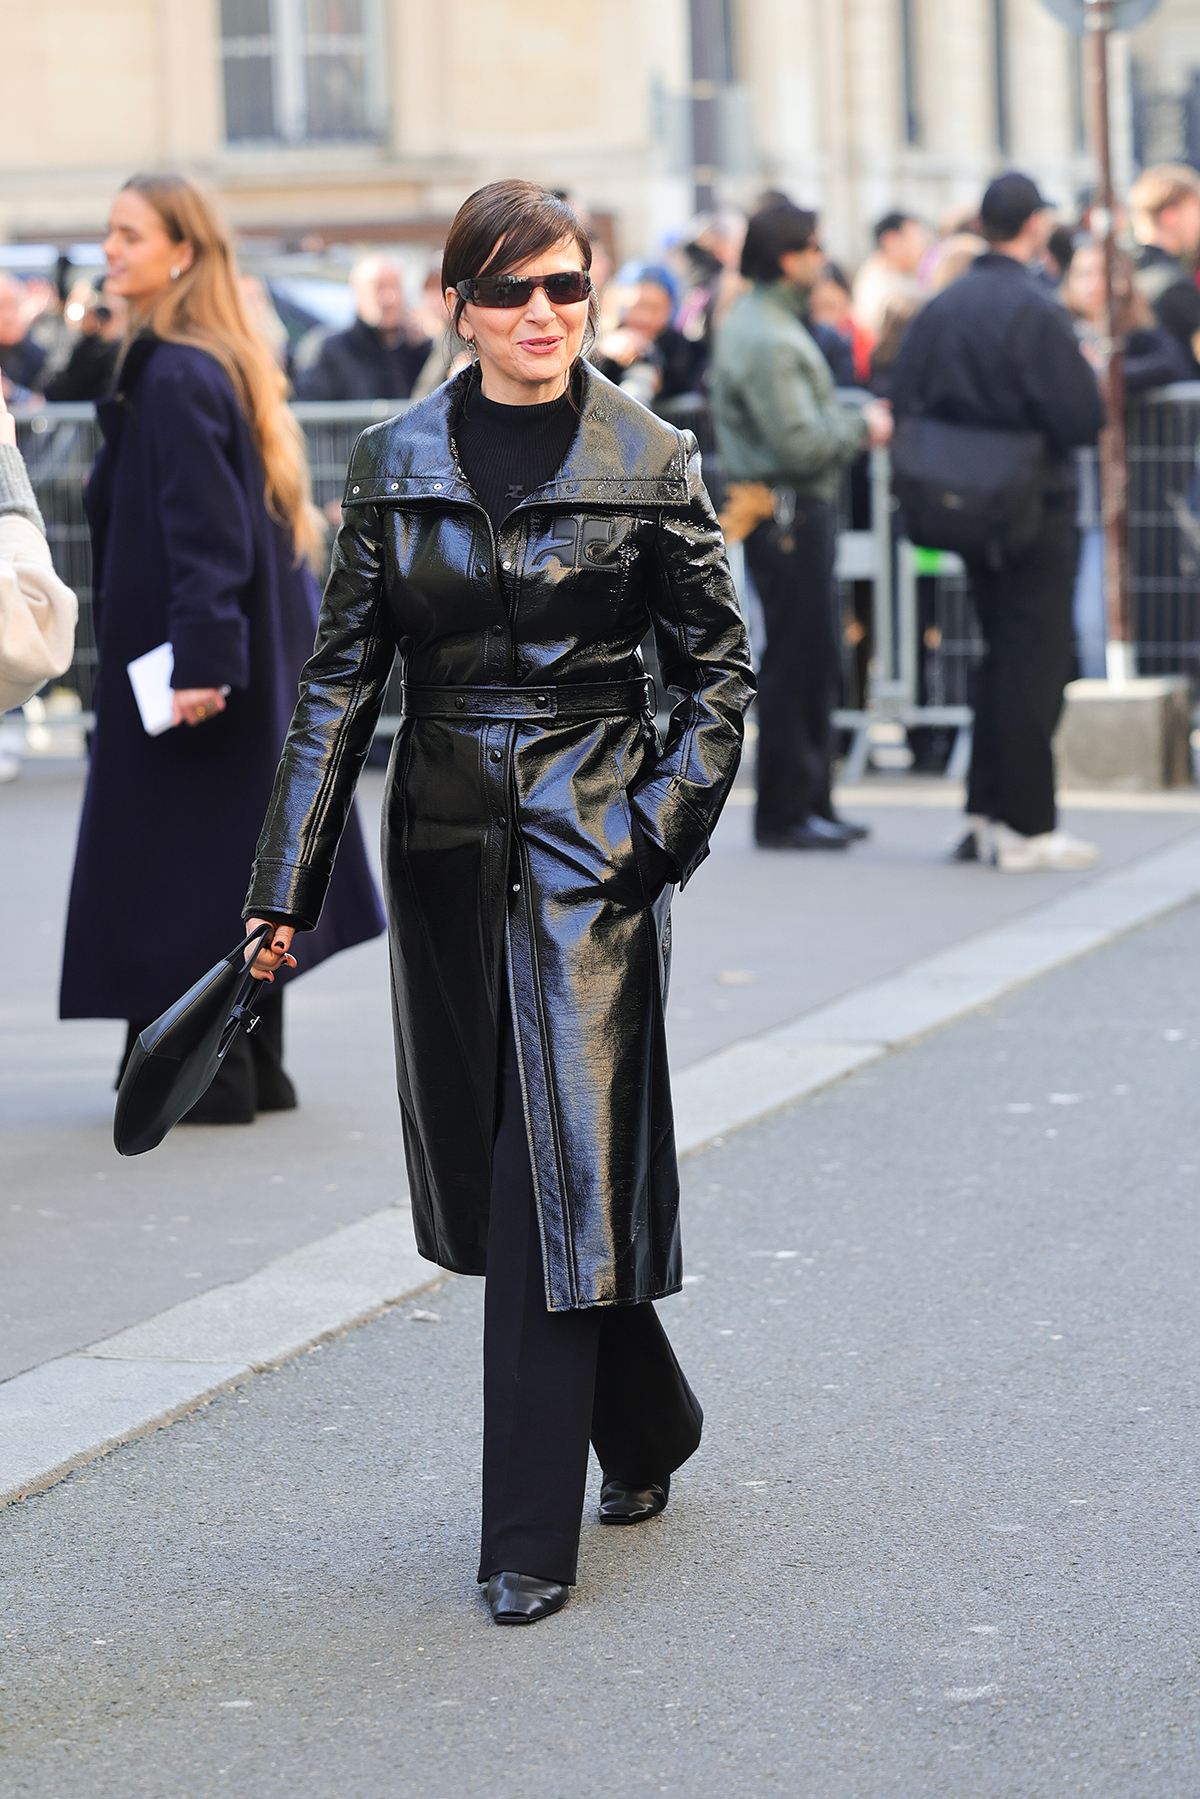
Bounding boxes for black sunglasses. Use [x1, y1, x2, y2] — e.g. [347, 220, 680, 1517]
[456, 270, 592, 309]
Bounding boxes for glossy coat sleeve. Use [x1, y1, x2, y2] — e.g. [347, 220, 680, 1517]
[244, 503, 396, 928]
[630, 441, 756, 886]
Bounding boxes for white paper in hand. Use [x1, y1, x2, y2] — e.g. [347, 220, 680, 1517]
[127, 642, 176, 737]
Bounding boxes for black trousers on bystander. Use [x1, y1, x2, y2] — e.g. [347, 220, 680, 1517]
[744, 498, 839, 836]
[478, 1001, 703, 1588]
[965, 505, 1080, 838]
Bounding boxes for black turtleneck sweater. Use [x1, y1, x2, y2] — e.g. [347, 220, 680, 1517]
[455, 377, 578, 530]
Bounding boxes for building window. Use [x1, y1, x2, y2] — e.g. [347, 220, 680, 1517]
[220, 0, 387, 145]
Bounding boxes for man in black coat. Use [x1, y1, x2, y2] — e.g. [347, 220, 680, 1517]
[292, 255, 431, 401]
[889, 172, 1105, 873]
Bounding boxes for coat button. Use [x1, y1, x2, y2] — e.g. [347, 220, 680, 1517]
[478, 565, 488, 578]
[535, 693, 549, 709]
[390, 481, 399, 491]
[433, 482, 443, 490]
[496, 816, 507, 828]
[489, 748, 502, 763]
[491, 623, 503, 636]
[512, 882, 521, 893]
[351, 485, 360, 494]
[501, 559, 512, 571]
[455, 696, 465, 710]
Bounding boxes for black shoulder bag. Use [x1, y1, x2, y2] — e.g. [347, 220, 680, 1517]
[114, 922, 274, 1157]
[890, 414, 1047, 566]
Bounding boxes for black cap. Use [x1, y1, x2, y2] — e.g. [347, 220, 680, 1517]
[980, 172, 1053, 240]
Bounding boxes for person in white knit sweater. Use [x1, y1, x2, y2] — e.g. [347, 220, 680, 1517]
[0, 386, 78, 779]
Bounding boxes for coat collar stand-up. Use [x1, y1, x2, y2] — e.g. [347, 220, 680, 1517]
[344, 361, 693, 511]
[247, 363, 755, 1311]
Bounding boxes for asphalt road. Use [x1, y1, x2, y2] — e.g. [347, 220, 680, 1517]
[5, 756, 1200, 1381]
[2, 896, 1197, 1796]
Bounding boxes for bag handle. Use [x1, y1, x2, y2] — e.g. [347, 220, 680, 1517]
[227, 918, 276, 966]
[218, 920, 278, 1053]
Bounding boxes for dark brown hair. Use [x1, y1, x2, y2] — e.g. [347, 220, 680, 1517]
[441, 179, 599, 354]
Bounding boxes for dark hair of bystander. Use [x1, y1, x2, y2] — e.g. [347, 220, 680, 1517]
[739, 204, 818, 283]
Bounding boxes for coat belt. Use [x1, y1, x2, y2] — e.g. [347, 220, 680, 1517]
[401, 678, 655, 721]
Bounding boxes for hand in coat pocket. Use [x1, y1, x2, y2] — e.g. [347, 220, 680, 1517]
[628, 809, 676, 903]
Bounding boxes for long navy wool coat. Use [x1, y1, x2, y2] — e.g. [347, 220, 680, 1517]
[245, 365, 754, 1309]
[60, 334, 384, 1022]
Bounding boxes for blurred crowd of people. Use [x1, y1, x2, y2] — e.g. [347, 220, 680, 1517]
[6, 161, 1200, 867]
[6, 165, 1199, 425]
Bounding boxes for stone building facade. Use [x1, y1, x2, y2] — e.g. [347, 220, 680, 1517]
[1, 0, 1198, 264]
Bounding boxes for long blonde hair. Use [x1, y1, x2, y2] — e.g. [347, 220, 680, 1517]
[122, 173, 323, 567]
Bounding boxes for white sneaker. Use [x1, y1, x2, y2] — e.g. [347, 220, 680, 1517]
[993, 823, 1098, 872]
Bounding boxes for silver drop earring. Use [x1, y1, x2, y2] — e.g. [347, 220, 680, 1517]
[170, 266, 180, 281]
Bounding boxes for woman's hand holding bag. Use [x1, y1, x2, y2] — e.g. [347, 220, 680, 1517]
[244, 919, 297, 980]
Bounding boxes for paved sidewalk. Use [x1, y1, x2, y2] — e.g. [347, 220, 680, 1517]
[5, 759, 1200, 1384]
[2, 899, 1197, 1797]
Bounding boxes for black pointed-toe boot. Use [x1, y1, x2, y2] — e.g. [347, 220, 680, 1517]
[485, 1572, 570, 1625]
[597, 1474, 670, 1525]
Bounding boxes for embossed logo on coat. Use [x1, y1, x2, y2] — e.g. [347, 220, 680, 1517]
[527, 515, 619, 575]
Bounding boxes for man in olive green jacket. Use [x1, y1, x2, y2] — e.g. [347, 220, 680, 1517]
[712, 203, 892, 849]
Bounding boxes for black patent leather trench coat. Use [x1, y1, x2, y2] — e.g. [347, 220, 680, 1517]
[246, 365, 754, 1309]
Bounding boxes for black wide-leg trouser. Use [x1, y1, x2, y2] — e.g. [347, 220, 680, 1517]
[477, 1002, 703, 1588]
[965, 506, 1080, 839]
[744, 498, 839, 836]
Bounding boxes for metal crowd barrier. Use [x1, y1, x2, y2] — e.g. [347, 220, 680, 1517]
[15, 404, 101, 713]
[831, 389, 1200, 778]
[11, 400, 413, 738]
[13, 389, 1200, 775]
[1127, 382, 1200, 683]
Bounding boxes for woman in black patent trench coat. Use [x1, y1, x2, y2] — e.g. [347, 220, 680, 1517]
[246, 182, 754, 1624]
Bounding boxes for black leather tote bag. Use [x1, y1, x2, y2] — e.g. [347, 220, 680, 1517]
[114, 922, 273, 1157]
[891, 415, 1047, 564]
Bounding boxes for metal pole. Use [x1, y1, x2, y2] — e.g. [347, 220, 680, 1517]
[1086, 1, 1135, 683]
[870, 445, 896, 695]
